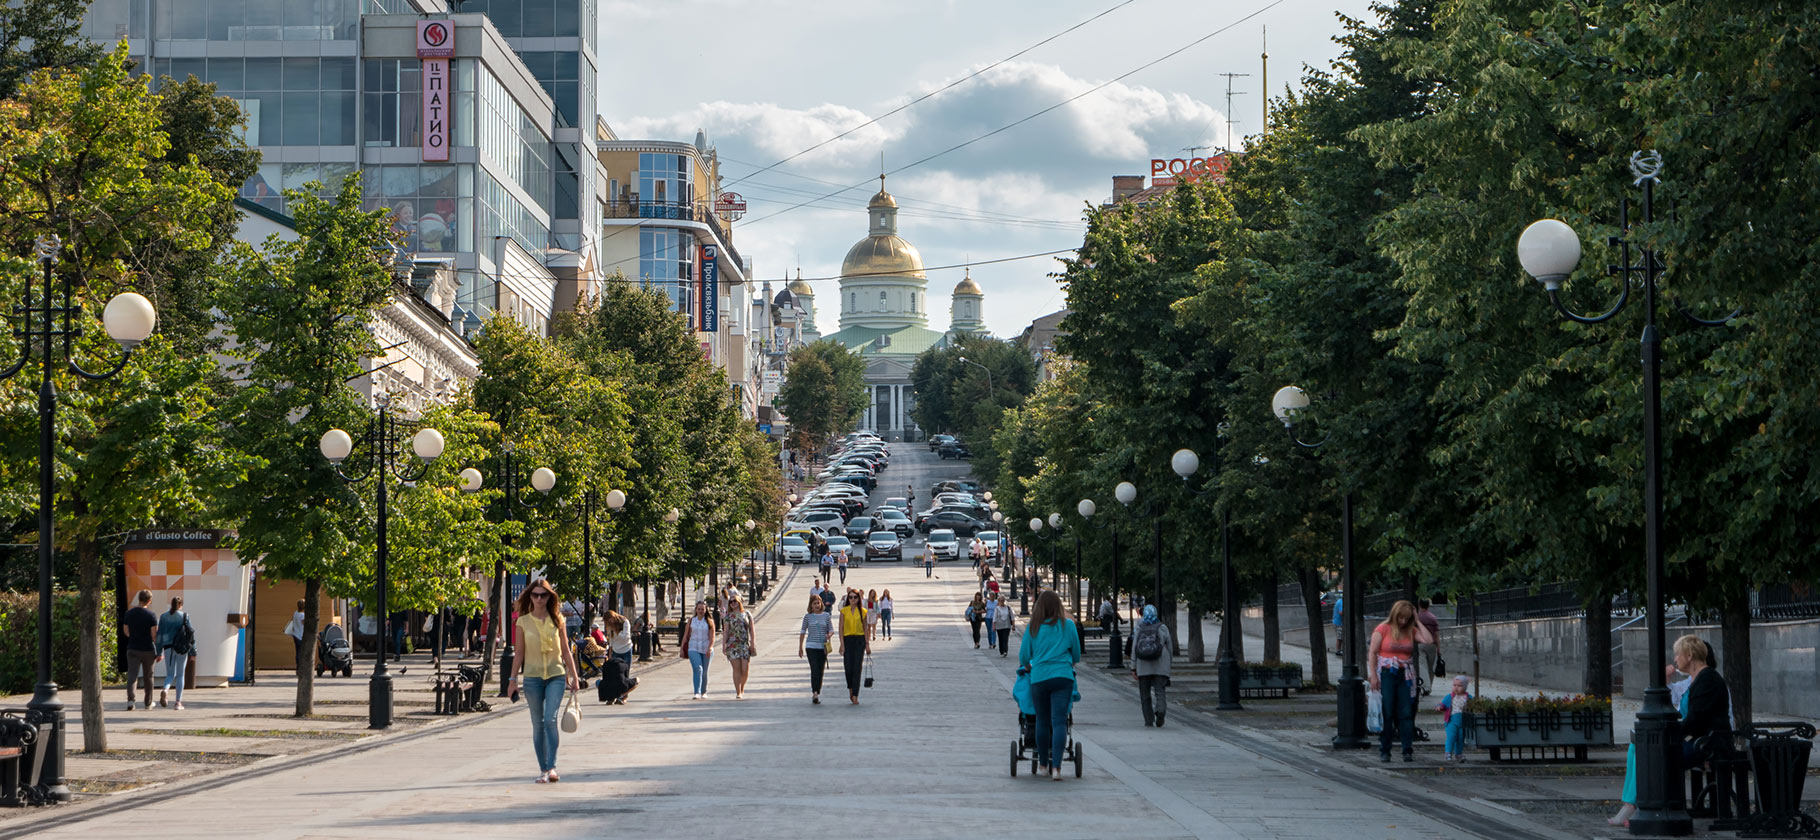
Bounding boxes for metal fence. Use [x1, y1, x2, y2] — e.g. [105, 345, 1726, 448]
[1756, 582, 1820, 620]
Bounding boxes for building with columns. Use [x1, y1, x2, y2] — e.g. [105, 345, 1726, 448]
[814, 178, 988, 441]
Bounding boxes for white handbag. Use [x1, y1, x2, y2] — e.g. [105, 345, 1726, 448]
[560, 690, 582, 733]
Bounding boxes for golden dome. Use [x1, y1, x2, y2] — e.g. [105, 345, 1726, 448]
[787, 277, 813, 296]
[841, 235, 925, 279]
[868, 189, 898, 209]
[953, 271, 982, 296]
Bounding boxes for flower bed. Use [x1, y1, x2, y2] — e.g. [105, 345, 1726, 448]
[1463, 694, 1614, 761]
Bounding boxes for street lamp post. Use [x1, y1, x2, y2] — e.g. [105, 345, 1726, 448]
[955, 355, 993, 402]
[320, 406, 450, 729]
[1026, 515, 1064, 609]
[1516, 153, 1733, 837]
[0, 234, 157, 802]
[1077, 499, 1123, 669]
[1272, 385, 1369, 748]
[1170, 448, 1242, 711]
[742, 520, 758, 604]
[551, 487, 629, 629]
[458, 443, 555, 697]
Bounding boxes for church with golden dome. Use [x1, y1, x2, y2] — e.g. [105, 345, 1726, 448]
[815, 177, 990, 439]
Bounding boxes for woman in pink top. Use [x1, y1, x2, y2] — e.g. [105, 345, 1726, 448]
[1367, 599, 1433, 762]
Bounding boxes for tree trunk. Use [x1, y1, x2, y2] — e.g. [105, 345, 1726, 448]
[1164, 596, 1180, 657]
[295, 577, 320, 717]
[77, 537, 106, 753]
[1189, 605, 1205, 663]
[1231, 603, 1246, 662]
[1720, 591, 1752, 733]
[1298, 567, 1330, 688]
[1402, 571, 1417, 604]
[1582, 590, 1614, 697]
[1263, 568, 1281, 663]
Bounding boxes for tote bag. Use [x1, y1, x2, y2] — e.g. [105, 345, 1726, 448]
[560, 691, 582, 733]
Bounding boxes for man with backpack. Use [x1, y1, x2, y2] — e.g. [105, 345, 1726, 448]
[1128, 605, 1173, 727]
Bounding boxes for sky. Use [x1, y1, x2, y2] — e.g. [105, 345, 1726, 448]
[599, 0, 1380, 339]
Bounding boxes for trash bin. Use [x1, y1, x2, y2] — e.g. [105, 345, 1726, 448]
[1748, 727, 1814, 827]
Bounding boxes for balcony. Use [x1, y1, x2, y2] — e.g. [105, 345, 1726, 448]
[604, 197, 744, 274]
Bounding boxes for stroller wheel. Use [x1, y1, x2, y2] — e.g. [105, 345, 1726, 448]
[1074, 744, 1084, 778]
[1010, 740, 1019, 777]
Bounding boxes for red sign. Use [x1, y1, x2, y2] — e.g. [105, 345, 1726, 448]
[417, 21, 452, 161]
[1150, 155, 1233, 185]
[714, 191, 747, 221]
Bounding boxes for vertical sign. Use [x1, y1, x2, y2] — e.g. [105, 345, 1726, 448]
[416, 21, 454, 161]
[699, 243, 719, 332]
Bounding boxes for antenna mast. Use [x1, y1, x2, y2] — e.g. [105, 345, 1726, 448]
[1219, 72, 1251, 153]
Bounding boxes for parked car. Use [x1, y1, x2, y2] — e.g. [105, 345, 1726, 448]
[973, 531, 1001, 559]
[844, 516, 879, 542]
[877, 508, 914, 537]
[919, 510, 988, 537]
[882, 496, 910, 513]
[865, 530, 903, 561]
[779, 535, 811, 564]
[927, 434, 957, 451]
[823, 535, 854, 564]
[932, 479, 984, 496]
[938, 442, 972, 459]
[926, 529, 960, 560]
[798, 510, 846, 536]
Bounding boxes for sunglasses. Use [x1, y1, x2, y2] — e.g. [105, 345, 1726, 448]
[531, 591, 552, 600]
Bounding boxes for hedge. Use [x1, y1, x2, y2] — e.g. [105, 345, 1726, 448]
[0, 590, 118, 695]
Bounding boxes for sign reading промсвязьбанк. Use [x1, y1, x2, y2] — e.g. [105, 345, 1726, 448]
[417, 21, 454, 161]
[699, 243, 719, 332]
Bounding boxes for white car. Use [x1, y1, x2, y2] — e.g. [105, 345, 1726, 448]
[779, 535, 811, 564]
[797, 510, 846, 536]
[973, 531, 1001, 560]
[823, 536, 854, 565]
[927, 529, 960, 560]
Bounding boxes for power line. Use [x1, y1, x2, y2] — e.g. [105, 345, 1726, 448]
[718, 0, 1142, 193]
[740, 0, 1287, 229]
[721, 155, 1085, 229]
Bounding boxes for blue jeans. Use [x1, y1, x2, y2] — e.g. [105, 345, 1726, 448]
[161, 650, 189, 701]
[689, 650, 712, 694]
[1378, 667, 1416, 757]
[879, 609, 892, 637]
[1444, 717, 1464, 756]
[521, 675, 566, 773]
[1031, 677, 1073, 769]
[925, 561, 933, 577]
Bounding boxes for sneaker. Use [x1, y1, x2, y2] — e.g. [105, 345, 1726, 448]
[1379, 753, 1391, 763]
[1403, 752, 1414, 762]
[174, 701, 185, 710]
[546, 769, 560, 782]
[124, 702, 135, 711]
[158, 690, 167, 708]
[1050, 767, 1061, 781]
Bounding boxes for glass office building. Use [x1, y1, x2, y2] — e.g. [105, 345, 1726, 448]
[79, 0, 602, 335]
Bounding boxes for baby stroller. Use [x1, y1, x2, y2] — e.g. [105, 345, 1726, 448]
[316, 623, 354, 678]
[1010, 667, 1082, 777]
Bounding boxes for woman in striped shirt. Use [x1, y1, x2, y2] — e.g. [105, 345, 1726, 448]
[798, 594, 834, 704]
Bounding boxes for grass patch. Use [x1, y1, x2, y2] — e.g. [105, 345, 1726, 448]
[68, 778, 148, 794]
[132, 727, 367, 741]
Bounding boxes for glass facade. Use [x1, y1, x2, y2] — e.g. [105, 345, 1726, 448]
[455, 0, 586, 38]
[83, 0, 359, 42]
[146, 57, 356, 147]
[363, 164, 472, 253]
[476, 68, 552, 215]
[638, 227, 694, 315]
[637, 152, 692, 208]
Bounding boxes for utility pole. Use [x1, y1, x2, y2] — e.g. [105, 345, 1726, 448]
[1219, 72, 1251, 153]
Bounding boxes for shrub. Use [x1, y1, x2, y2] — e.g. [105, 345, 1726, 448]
[0, 590, 118, 694]
[1465, 693, 1612, 715]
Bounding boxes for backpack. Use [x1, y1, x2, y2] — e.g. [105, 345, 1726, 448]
[170, 616, 196, 655]
[1133, 623, 1165, 661]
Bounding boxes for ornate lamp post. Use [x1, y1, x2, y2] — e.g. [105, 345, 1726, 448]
[1026, 514, 1064, 606]
[1516, 152, 1732, 837]
[742, 519, 759, 604]
[319, 407, 449, 729]
[1273, 385, 1368, 748]
[456, 443, 555, 697]
[1077, 498, 1123, 669]
[1114, 480, 1164, 623]
[1, 234, 156, 802]
[549, 487, 628, 628]
[1170, 448, 1242, 711]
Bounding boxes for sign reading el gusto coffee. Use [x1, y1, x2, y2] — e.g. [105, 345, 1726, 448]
[417, 21, 454, 162]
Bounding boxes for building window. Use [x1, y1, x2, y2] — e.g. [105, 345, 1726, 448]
[638, 152, 692, 211]
[878, 291, 886, 310]
[910, 292, 917, 314]
[850, 292, 856, 311]
[638, 226, 694, 315]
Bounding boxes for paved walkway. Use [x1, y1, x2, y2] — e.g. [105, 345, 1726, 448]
[3, 562, 1576, 840]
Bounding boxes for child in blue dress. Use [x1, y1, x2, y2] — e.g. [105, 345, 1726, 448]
[1436, 675, 1471, 761]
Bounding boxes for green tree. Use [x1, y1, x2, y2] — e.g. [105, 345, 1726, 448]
[0, 49, 242, 751]
[774, 340, 866, 453]
[909, 334, 1037, 478]
[215, 175, 403, 716]
[0, 0, 103, 99]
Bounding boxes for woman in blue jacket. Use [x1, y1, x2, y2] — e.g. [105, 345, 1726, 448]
[1018, 590, 1081, 781]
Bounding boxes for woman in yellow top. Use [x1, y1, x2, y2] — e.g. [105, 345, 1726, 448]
[835, 590, 871, 704]
[508, 579, 581, 783]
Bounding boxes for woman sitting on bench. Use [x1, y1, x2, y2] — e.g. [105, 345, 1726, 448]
[1610, 634, 1731, 827]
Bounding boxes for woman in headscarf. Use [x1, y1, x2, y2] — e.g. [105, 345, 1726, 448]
[1127, 604, 1173, 726]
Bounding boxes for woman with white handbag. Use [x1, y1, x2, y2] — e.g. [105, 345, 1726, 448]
[507, 579, 581, 784]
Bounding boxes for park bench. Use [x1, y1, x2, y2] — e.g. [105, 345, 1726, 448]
[0, 711, 40, 807]
[431, 663, 488, 715]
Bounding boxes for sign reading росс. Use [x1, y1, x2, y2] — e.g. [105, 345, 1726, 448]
[1149, 155, 1233, 186]
[417, 21, 454, 162]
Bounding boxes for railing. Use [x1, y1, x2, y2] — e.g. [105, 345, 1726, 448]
[603, 197, 744, 274]
[1756, 582, 1820, 620]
